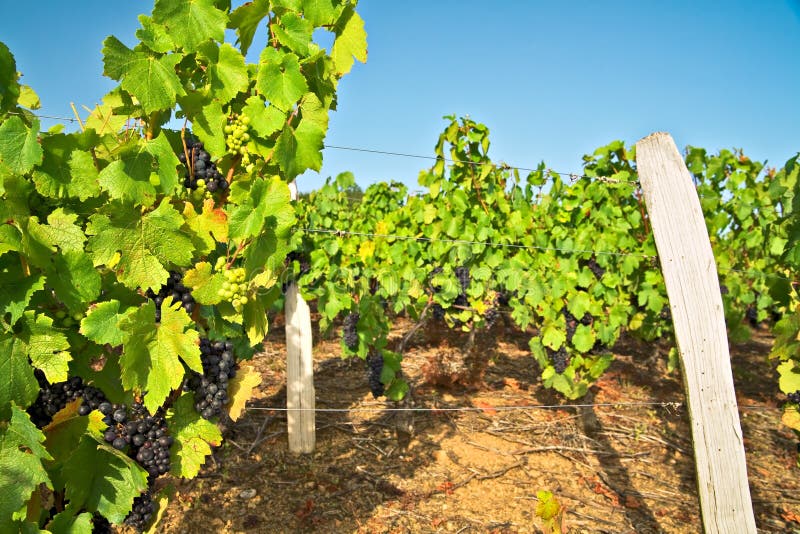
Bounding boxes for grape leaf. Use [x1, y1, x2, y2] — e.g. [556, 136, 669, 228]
[0, 116, 43, 175]
[182, 198, 228, 256]
[228, 0, 270, 56]
[183, 262, 224, 305]
[242, 292, 271, 345]
[83, 89, 131, 136]
[242, 96, 285, 140]
[136, 15, 173, 54]
[48, 251, 102, 312]
[0, 333, 39, 418]
[119, 298, 201, 414]
[98, 134, 179, 204]
[46, 505, 93, 534]
[40, 209, 86, 252]
[101, 36, 184, 114]
[31, 135, 100, 201]
[541, 322, 566, 350]
[0, 263, 45, 327]
[20, 311, 72, 385]
[80, 300, 130, 346]
[570, 324, 596, 352]
[226, 365, 261, 421]
[153, 0, 227, 53]
[166, 393, 222, 479]
[256, 48, 308, 111]
[330, 4, 367, 75]
[273, 93, 328, 179]
[228, 176, 293, 239]
[205, 43, 249, 105]
[86, 200, 194, 292]
[44, 402, 106, 470]
[0, 41, 20, 113]
[302, 0, 336, 26]
[61, 437, 148, 524]
[0, 406, 52, 533]
[185, 98, 226, 157]
[273, 12, 313, 56]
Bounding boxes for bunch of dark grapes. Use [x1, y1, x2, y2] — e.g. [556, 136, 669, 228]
[343, 312, 359, 350]
[366, 351, 385, 398]
[659, 305, 671, 321]
[282, 251, 312, 292]
[562, 307, 592, 345]
[186, 339, 236, 419]
[28, 372, 109, 427]
[581, 256, 606, 279]
[145, 271, 195, 322]
[547, 346, 570, 374]
[787, 391, 800, 405]
[100, 402, 173, 479]
[484, 292, 503, 329]
[179, 139, 228, 193]
[124, 490, 155, 531]
[454, 266, 470, 292]
[745, 305, 759, 327]
[92, 514, 112, 534]
[432, 303, 445, 320]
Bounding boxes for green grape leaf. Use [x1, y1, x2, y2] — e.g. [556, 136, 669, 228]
[40, 209, 86, 253]
[31, 136, 100, 201]
[256, 48, 308, 111]
[273, 12, 313, 56]
[778, 361, 800, 395]
[0, 333, 39, 418]
[61, 437, 148, 524]
[0, 116, 43, 174]
[570, 324, 596, 352]
[183, 262, 224, 305]
[302, 0, 336, 26]
[0, 264, 45, 327]
[20, 311, 72, 385]
[273, 94, 328, 179]
[330, 5, 367, 75]
[242, 97, 285, 140]
[86, 200, 193, 292]
[153, 0, 227, 53]
[43, 404, 106, 472]
[101, 36, 184, 114]
[228, 176, 293, 239]
[227, 0, 270, 57]
[136, 15, 173, 54]
[46, 506, 93, 534]
[541, 322, 566, 350]
[242, 291, 271, 345]
[166, 393, 223, 479]
[0, 406, 52, 532]
[182, 198, 228, 256]
[186, 98, 226, 156]
[385, 378, 409, 401]
[98, 134, 179, 204]
[0, 41, 21, 113]
[48, 251, 102, 312]
[80, 300, 130, 346]
[206, 43, 249, 105]
[567, 292, 591, 318]
[119, 298, 201, 414]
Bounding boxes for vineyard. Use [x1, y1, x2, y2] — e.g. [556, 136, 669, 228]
[1, 0, 800, 533]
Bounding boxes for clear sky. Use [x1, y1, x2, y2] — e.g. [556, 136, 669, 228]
[1, 1, 799, 192]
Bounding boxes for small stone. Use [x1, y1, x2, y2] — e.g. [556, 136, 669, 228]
[239, 488, 257, 500]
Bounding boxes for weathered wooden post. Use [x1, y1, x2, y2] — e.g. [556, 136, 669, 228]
[636, 132, 756, 533]
[284, 181, 315, 453]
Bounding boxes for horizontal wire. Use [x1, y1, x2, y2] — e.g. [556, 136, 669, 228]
[8, 110, 79, 123]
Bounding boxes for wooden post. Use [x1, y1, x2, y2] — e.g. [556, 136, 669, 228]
[285, 181, 315, 453]
[636, 133, 756, 533]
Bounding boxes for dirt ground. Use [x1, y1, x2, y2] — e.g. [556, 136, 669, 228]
[156, 316, 800, 534]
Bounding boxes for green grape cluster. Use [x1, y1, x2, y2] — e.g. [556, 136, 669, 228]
[55, 309, 85, 328]
[225, 114, 252, 166]
[216, 259, 249, 311]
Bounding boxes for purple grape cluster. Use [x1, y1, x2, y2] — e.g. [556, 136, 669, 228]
[100, 402, 172, 479]
[185, 338, 236, 419]
[179, 139, 229, 193]
[547, 346, 570, 374]
[145, 271, 195, 322]
[28, 372, 108, 427]
[366, 351, 385, 398]
[124, 490, 155, 531]
[343, 312, 359, 350]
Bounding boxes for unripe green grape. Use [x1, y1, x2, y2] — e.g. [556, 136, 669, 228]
[239, 295, 249, 305]
[55, 310, 67, 319]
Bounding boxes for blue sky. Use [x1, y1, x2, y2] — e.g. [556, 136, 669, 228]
[1, 1, 798, 192]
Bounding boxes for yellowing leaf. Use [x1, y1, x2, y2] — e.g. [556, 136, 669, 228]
[226, 365, 261, 422]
